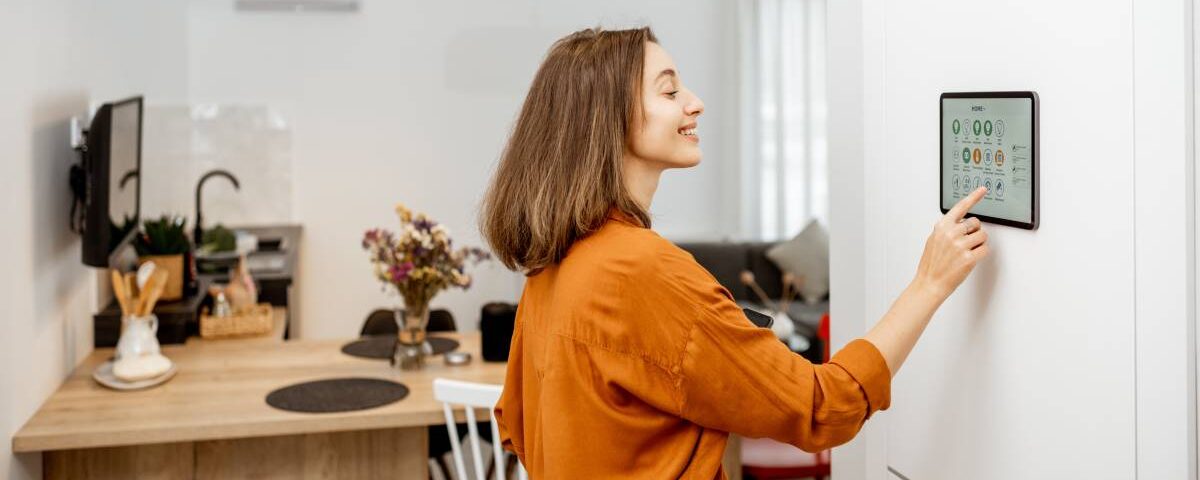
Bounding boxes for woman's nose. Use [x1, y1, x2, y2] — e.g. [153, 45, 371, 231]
[685, 89, 704, 117]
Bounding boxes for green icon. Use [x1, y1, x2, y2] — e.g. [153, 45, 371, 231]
[952, 119, 961, 134]
[972, 120, 982, 136]
[962, 147, 971, 163]
[984, 120, 993, 136]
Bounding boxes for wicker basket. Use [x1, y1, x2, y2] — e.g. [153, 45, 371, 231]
[200, 303, 273, 339]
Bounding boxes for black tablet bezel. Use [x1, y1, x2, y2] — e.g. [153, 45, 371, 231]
[939, 91, 1039, 230]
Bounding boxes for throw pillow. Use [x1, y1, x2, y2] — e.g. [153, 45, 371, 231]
[765, 220, 829, 304]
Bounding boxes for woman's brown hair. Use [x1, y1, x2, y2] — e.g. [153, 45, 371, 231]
[479, 27, 657, 274]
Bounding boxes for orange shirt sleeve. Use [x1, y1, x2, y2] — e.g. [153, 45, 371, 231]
[494, 327, 524, 457]
[652, 244, 892, 452]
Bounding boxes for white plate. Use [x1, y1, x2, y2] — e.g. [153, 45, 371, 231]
[92, 358, 178, 391]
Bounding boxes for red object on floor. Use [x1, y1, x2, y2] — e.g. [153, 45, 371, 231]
[818, 312, 830, 363]
[742, 437, 830, 480]
[742, 311, 833, 480]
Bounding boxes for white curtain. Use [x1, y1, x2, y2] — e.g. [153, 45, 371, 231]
[740, 0, 828, 241]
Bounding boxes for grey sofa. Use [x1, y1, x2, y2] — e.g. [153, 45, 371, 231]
[675, 242, 787, 302]
[676, 241, 829, 364]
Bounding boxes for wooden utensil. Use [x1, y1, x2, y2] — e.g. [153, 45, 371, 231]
[110, 269, 130, 317]
[124, 273, 137, 305]
[780, 273, 795, 312]
[135, 269, 165, 316]
[780, 273, 809, 311]
[140, 269, 169, 316]
[740, 270, 780, 311]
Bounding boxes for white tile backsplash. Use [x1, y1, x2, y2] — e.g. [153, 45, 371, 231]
[141, 104, 293, 231]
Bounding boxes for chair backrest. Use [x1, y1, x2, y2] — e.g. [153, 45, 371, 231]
[360, 308, 458, 336]
[361, 309, 395, 336]
[432, 378, 527, 480]
[427, 309, 457, 333]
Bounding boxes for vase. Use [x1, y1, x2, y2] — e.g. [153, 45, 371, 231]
[116, 314, 161, 361]
[392, 303, 432, 370]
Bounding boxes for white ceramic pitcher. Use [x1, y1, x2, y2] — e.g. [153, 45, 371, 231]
[116, 314, 161, 361]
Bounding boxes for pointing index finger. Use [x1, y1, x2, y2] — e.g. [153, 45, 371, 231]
[948, 186, 987, 222]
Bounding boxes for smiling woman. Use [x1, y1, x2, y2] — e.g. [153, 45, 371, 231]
[479, 27, 661, 276]
[479, 27, 703, 277]
[478, 25, 989, 479]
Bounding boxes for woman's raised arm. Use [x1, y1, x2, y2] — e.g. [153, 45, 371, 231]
[864, 186, 990, 375]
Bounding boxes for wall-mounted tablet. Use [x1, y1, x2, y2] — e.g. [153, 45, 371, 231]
[940, 91, 1039, 230]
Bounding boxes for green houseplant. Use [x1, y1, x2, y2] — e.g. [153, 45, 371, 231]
[134, 215, 191, 301]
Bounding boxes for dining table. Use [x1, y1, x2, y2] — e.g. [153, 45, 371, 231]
[12, 332, 744, 479]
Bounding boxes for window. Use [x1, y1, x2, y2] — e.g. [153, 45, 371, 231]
[741, 0, 828, 240]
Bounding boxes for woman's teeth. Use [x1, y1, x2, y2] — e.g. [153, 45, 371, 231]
[679, 128, 696, 136]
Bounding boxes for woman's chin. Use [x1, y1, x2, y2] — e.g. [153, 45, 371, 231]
[645, 150, 702, 170]
[671, 149, 703, 168]
[662, 158, 701, 169]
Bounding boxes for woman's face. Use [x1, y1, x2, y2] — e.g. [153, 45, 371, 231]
[627, 42, 705, 169]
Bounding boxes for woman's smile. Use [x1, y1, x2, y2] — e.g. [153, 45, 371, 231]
[679, 123, 699, 143]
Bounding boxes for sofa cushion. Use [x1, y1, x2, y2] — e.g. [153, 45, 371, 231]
[765, 220, 830, 304]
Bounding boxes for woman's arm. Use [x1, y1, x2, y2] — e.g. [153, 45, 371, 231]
[863, 186, 990, 376]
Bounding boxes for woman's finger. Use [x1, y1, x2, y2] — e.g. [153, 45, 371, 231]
[960, 228, 988, 250]
[954, 217, 982, 235]
[972, 243, 991, 259]
[945, 187, 987, 223]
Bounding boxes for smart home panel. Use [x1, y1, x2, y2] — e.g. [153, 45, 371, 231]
[940, 91, 1039, 230]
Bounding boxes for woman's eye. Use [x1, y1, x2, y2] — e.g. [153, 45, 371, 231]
[665, 90, 679, 99]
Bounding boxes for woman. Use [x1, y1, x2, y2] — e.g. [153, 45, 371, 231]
[480, 27, 989, 479]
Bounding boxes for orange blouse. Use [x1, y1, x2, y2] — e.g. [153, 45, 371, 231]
[495, 211, 891, 479]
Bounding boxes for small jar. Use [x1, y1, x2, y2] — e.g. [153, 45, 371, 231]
[213, 291, 232, 318]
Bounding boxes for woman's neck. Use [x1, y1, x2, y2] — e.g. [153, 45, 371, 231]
[622, 155, 664, 210]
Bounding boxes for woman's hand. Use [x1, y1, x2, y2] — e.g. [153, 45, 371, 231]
[863, 187, 991, 375]
[914, 187, 990, 300]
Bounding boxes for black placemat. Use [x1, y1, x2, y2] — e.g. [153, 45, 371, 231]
[265, 378, 409, 413]
[340, 335, 460, 360]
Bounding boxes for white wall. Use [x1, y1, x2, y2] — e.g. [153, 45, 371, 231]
[0, 1, 189, 478]
[829, 0, 1195, 479]
[185, 0, 742, 339]
[827, 0, 889, 477]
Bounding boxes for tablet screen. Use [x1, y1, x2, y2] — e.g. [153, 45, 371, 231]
[940, 93, 1037, 228]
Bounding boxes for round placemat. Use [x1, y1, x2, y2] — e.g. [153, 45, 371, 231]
[340, 335, 460, 360]
[265, 378, 409, 413]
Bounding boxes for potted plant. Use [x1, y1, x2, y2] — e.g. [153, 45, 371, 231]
[362, 204, 490, 369]
[134, 215, 191, 301]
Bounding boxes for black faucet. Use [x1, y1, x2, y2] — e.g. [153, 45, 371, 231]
[194, 169, 240, 245]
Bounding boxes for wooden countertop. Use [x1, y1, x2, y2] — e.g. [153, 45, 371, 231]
[12, 333, 507, 453]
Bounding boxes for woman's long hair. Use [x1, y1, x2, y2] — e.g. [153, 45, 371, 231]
[479, 27, 657, 275]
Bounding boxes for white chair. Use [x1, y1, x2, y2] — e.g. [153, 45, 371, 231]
[432, 378, 528, 480]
